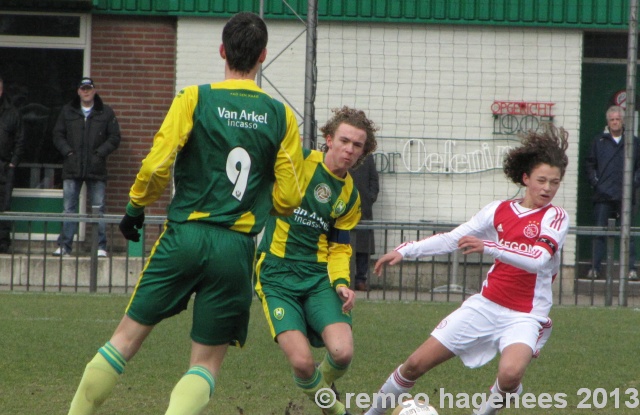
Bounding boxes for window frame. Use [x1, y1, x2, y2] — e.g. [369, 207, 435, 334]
[2, 11, 92, 241]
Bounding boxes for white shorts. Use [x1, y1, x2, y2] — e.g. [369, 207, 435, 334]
[431, 294, 552, 368]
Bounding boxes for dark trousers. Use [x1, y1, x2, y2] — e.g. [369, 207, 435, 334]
[0, 163, 15, 247]
[355, 252, 370, 282]
[592, 200, 636, 273]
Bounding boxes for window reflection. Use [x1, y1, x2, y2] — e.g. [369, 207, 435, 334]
[0, 47, 83, 189]
[0, 14, 81, 37]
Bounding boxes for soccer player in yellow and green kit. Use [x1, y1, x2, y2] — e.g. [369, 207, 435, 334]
[255, 106, 378, 415]
[66, 12, 305, 415]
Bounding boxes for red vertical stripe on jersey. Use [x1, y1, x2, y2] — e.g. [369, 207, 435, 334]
[483, 201, 555, 313]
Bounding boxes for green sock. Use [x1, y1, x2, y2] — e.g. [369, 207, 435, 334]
[68, 342, 125, 415]
[294, 367, 346, 415]
[165, 366, 215, 415]
[318, 352, 350, 386]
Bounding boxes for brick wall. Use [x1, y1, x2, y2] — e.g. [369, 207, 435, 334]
[91, 15, 177, 250]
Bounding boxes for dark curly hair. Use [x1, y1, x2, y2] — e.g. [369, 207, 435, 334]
[503, 124, 569, 186]
[318, 106, 379, 168]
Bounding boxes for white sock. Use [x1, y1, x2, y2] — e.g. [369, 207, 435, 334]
[474, 379, 523, 415]
[365, 365, 416, 415]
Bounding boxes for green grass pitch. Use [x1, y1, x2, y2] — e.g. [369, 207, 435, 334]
[1, 291, 639, 414]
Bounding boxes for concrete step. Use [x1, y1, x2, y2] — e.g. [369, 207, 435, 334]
[575, 278, 640, 296]
[0, 253, 144, 288]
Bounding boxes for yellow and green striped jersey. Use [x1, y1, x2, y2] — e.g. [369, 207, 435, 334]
[128, 79, 304, 235]
[258, 148, 361, 287]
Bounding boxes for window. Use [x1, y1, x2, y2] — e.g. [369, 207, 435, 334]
[584, 32, 628, 60]
[0, 14, 81, 37]
[0, 12, 89, 190]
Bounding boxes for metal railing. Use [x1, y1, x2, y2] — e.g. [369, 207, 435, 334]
[2, 212, 640, 307]
[0, 211, 166, 294]
[353, 219, 640, 307]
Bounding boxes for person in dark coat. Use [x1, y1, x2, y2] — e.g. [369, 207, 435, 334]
[0, 74, 25, 253]
[349, 153, 379, 290]
[52, 77, 121, 257]
[585, 105, 640, 280]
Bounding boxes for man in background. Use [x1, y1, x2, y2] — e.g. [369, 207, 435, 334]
[0, 74, 25, 253]
[52, 77, 121, 257]
[585, 105, 640, 280]
[349, 153, 379, 291]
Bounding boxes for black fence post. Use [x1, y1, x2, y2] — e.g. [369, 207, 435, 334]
[89, 205, 100, 293]
[604, 218, 616, 306]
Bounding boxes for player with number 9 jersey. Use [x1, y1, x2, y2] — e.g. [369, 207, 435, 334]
[130, 81, 304, 234]
[66, 13, 306, 415]
[124, 78, 305, 344]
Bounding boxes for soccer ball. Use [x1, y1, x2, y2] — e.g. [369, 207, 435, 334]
[391, 398, 439, 415]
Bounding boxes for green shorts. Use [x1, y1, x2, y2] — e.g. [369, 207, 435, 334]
[255, 253, 352, 348]
[126, 221, 255, 347]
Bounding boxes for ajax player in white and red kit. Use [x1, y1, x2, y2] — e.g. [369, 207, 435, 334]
[398, 198, 567, 317]
[365, 126, 570, 415]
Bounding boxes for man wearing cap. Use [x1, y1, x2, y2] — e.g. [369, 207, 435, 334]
[52, 77, 121, 257]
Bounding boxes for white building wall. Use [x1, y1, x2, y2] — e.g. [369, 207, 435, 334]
[176, 17, 307, 114]
[176, 17, 581, 260]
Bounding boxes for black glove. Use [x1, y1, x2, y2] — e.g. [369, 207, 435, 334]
[119, 212, 145, 242]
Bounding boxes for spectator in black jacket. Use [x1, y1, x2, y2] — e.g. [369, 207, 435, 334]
[52, 77, 121, 257]
[349, 153, 379, 291]
[0, 74, 25, 253]
[585, 105, 640, 280]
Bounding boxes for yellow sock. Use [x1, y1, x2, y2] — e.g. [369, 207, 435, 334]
[318, 352, 350, 386]
[165, 366, 214, 415]
[68, 343, 125, 415]
[295, 368, 346, 415]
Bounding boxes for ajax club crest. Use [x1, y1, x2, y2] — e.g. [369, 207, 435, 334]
[523, 221, 540, 238]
